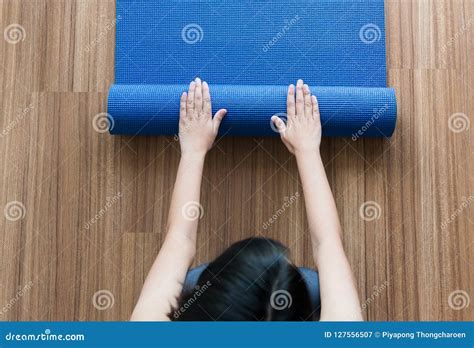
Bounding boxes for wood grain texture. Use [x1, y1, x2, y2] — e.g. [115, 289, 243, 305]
[0, 0, 472, 321]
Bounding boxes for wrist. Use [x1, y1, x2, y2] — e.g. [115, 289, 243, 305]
[294, 148, 321, 160]
[180, 150, 207, 162]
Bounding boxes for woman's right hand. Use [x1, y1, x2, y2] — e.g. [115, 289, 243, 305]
[271, 79, 322, 155]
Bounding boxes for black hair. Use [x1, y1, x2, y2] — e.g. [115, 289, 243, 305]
[171, 237, 313, 321]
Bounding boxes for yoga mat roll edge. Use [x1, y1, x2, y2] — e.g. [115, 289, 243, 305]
[108, 84, 397, 137]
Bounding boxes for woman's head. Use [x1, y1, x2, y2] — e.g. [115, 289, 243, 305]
[171, 237, 313, 321]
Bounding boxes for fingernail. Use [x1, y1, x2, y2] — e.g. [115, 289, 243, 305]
[203, 81, 208, 88]
[297, 79, 303, 85]
[289, 84, 294, 90]
[195, 77, 201, 84]
[190, 81, 195, 88]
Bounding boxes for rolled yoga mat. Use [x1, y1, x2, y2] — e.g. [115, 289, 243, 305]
[108, 0, 397, 138]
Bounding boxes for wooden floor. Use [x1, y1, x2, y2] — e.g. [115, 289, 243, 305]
[0, 0, 473, 321]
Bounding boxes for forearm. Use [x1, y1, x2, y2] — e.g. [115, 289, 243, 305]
[296, 150, 362, 320]
[295, 150, 342, 251]
[166, 152, 206, 248]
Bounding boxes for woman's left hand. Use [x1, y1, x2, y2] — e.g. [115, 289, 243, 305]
[179, 78, 227, 157]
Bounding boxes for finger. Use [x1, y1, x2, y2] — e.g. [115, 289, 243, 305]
[287, 84, 295, 119]
[203, 81, 212, 114]
[295, 79, 304, 116]
[213, 109, 227, 132]
[187, 81, 196, 114]
[271, 115, 287, 133]
[180, 92, 187, 118]
[312, 95, 320, 121]
[304, 84, 312, 117]
[195, 77, 203, 113]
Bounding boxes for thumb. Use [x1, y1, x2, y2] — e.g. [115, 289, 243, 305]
[271, 115, 287, 133]
[213, 109, 227, 130]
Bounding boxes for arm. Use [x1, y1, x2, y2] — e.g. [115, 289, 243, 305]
[272, 80, 362, 321]
[131, 78, 227, 321]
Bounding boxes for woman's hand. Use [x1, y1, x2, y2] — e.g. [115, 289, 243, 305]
[271, 79, 322, 155]
[179, 78, 227, 157]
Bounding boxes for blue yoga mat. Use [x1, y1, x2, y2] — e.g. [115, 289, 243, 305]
[108, 0, 397, 137]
